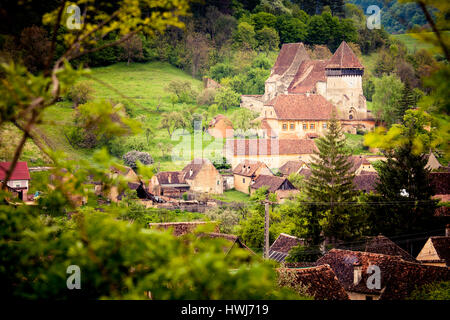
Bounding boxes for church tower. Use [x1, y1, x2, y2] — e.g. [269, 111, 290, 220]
[325, 41, 367, 120]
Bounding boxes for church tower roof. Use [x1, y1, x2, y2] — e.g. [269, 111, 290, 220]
[326, 41, 363, 69]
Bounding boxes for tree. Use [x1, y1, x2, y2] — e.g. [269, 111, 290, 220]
[165, 80, 197, 104]
[185, 31, 212, 77]
[372, 74, 404, 126]
[233, 22, 257, 50]
[256, 27, 280, 52]
[123, 150, 154, 170]
[306, 15, 330, 45]
[304, 115, 362, 244]
[285, 244, 322, 263]
[18, 25, 51, 73]
[158, 111, 184, 136]
[396, 81, 416, 121]
[214, 87, 241, 111]
[364, 111, 440, 241]
[250, 12, 277, 31]
[229, 108, 260, 132]
[119, 34, 144, 65]
[67, 81, 95, 108]
[276, 16, 307, 44]
[409, 281, 450, 300]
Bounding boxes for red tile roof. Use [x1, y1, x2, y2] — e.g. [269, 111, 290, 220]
[326, 41, 363, 69]
[227, 139, 318, 156]
[250, 175, 296, 193]
[269, 233, 304, 262]
[279, 160, 305, 176]
[181, 158, 215, 181]
[430, 172, 450, 195]
[232, 160, 269, 177]
[265, 94, 335, 120]
[272, 43, 310, 76]
[278, 265, 349, 300]
[0, 162, 31, 181]
[316, 249, 450, 299]
[353, 173, 378, 193]
[148, 221, 218, 236]
[365, 235, 417, 263]
[288, 60, 327, 93]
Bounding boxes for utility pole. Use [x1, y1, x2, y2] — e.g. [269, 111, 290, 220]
[262, 198, 275, 259]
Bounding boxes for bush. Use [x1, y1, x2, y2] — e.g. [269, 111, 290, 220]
[166, 80, 197, 104]
[67, 81, 95, 107]
[409, 281, 450, 300]
[123, 150, 154, 170]
[196, 88, 217, 106]
[285, 244, 322, 263]
[205, 207, 241, 234]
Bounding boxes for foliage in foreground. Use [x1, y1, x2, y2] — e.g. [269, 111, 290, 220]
[409, 281, 450, 300]
[0, 201, 307, 300]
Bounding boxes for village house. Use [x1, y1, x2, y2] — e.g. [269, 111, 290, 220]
[225, 138, 318, 169]
[316, 249, 450, 300]
[425, 152, 442, 171]
[349, 155, 376, 175]
[249, 175, 298, 202]
[278, 160, 308, 177]
[241, 41, 375, 137]
[0, 161, 31, 201]
[150, 159, 224, 197]
[208, 114, 233, 139]
[261, 93, 336, 139]
[416, 226, 450, 267]
[148, 221, 219, 236]
[232, 160, 273, 194]
[278, 265, 350, 300]
[364, 234, 417, 263]
[150, 171, 190, 198]
[181, 158, 223, 194]
[269, 233, 304, 263]
[197, 232, 256, 257]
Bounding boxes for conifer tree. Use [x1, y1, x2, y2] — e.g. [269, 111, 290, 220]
[396, 81, 415, 122]
[304, 114, 362, 244]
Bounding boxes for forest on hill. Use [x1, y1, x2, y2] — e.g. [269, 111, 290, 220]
[0, 0, 445, 167]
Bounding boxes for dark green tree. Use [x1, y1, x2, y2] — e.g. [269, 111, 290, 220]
[304, 114, 362, 244]
[365, 111, 440, 249]
[396, 81, 416, 122]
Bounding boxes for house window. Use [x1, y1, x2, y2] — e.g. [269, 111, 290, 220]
[217, 180, 220, 185]
[310, 123, 315, 130]
[282, 123, 287, 130]
[303, 123, 307, 130]
[243, 178, 245, 183]
[290, 123, 295, 130]
[366, 296, 373, 301]
[323, 123, 327, 129]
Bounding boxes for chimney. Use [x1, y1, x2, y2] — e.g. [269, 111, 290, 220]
[353, 262, 362, 286]
[189, 168, 193, 177]
[168, 174, 171, 184]
[446, 224, 450, 237]
[306, 92, 310, 97]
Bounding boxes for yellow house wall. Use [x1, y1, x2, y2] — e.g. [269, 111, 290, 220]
[186, 163, 223, 194]
[234, 174, 252, 194]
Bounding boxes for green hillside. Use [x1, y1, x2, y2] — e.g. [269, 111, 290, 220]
[392, 33, 435, 53]
[1, 62, 220, 170]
